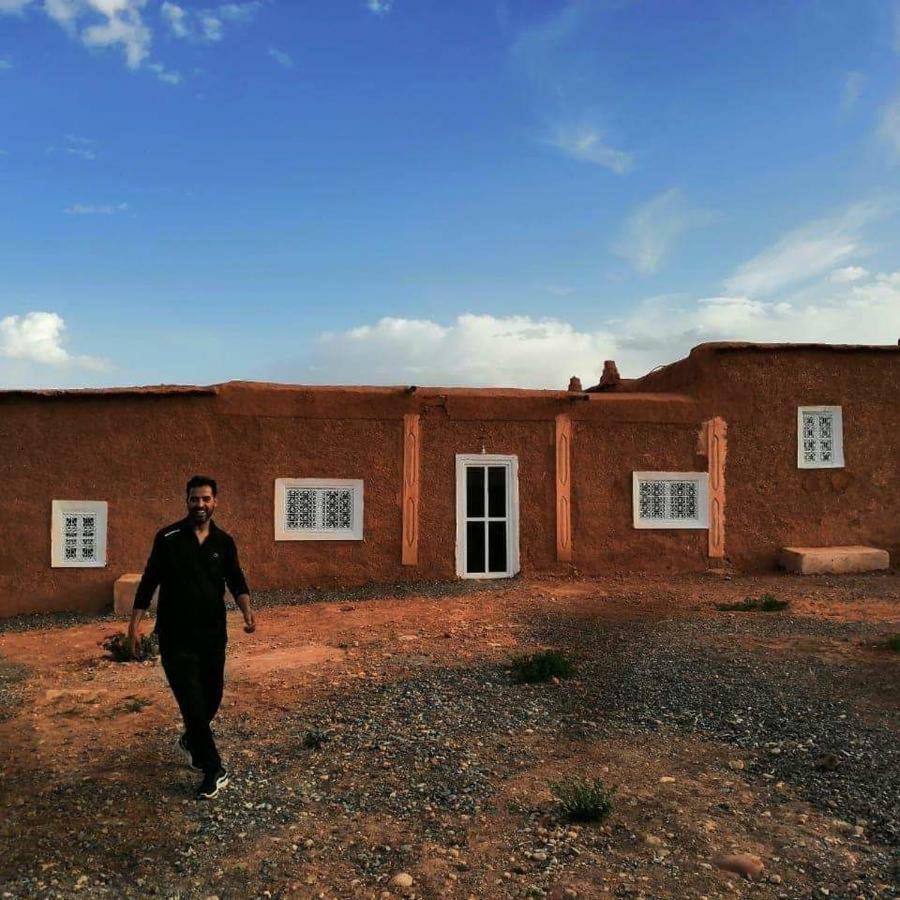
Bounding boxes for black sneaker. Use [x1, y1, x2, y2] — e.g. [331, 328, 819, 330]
[176, 734, 203, 772]
[196, 768, 229, 800]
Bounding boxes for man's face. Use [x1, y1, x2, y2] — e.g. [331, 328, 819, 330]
[187, 486, 217, 525]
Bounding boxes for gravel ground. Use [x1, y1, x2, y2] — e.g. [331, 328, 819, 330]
[524, 610, 900, 846]
[0, 582, 897, 899]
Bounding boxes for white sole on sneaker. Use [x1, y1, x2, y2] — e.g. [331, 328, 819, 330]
[197, 773, 229, 800]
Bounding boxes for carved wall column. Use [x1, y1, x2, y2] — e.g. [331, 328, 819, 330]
[706, 416, 727, 558]
[556, 414, 573, 562]
[401, 414, 421, 565]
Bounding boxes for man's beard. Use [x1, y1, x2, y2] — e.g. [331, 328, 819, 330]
[191, 508, 212, 522]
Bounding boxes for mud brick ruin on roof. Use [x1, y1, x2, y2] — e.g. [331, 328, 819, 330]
[0, 341, 897, 617]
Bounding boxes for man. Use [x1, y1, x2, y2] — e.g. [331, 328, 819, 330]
[127, 475, 256, 800]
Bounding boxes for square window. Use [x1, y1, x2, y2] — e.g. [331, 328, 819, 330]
[51, 500, 108, 568]
[633, 473, 709, 529]
[797, 406, 844, 469]
[275, 479, 364, 541]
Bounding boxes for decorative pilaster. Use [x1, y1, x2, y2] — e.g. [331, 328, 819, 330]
[401, 414, 421, 565]
[555, 414, 573, 562]
[706, 417, 727, 558]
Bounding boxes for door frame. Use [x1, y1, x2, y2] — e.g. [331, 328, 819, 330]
[455, 454, 520, 579]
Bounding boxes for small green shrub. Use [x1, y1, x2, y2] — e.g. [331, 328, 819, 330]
[122, 696, 151, 713]
[102, 632, 159, 662]
[303, 728, 328, 749]
[883, 633, 900, 652]
[550, 775, 615, 823]
[510, 650, 573, 683]
[716, 594, 789, 612]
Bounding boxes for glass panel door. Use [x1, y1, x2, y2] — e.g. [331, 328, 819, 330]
[464, 463, 509, 575]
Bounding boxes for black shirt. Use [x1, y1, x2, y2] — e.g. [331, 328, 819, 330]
[134, 518, 250, 650]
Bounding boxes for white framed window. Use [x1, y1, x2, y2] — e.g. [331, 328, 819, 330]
[274, 478, 364, 541]
[797, 406, 844, 469]
[632, 472, 709, 529]
[455, 454, 520, 579]
[51, 500, 108, 568]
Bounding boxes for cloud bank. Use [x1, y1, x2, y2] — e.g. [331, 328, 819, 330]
[0, 312, 107, 371]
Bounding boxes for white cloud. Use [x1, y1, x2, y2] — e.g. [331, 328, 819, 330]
[160, 1, 189, 37]
[0, 57, 12, 69]
[58, 133, 98, 159]
[0, 312, 107, 370]
[310, 314, 616, 388]
[161, 1, 261, 41]
[509, 3, 633, 172]
[300, 266, 900, 386]
[366, 0, 392, 14]
[894, 0, 900, 53]
[217, 2, 260, 22]
[829, 265, 868, 283]
[543, 124, 632, 174]
[0, 0, 33, 12]
[879, 96, 900, 164]
[147, 60, 181, 83]
[613, 188, 718, 274]
[198, 11, 223, 40]
[722, 202, 883, 297]
[268, 47, 292, 68]
[839, 70, 864, 115]
[64, 201, 128, 214]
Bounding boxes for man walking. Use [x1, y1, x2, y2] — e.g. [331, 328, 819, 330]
[127, 475, 256, 800]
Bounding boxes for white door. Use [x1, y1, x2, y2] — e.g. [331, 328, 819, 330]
[455, 454, 519, 578]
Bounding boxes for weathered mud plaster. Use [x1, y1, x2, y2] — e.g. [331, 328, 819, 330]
[0, 342, 896, 617]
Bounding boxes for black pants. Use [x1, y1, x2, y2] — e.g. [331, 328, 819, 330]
[160, 643, 226, 774]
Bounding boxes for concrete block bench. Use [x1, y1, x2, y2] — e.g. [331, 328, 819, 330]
[114, 575, 233, 616]
[778, 546, 890, 575]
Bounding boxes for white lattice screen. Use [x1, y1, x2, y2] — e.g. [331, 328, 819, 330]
[275, 479, 364, 541]
[632, 473, 709, 529]
[798, 407, 843, 468]
[51, 500, 108, 568]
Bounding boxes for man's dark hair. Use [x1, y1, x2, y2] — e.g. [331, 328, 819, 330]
[186, 475, 218, 497]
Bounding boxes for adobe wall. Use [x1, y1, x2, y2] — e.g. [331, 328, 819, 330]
[0, 385, 704, 617]
[2, 347, 894, 617]
[690, 346, 900, 569]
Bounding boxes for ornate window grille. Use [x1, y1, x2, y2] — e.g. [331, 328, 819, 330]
[51, 501, 108, 567]
[275, 479, 363, 540]
[632, 473, 709, 529]
[797, 406, 844, 469]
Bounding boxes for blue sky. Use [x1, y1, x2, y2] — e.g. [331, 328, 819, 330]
[1, 0, 898, 389]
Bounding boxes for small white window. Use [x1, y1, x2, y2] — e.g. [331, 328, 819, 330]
[51, 500, 108, 567]
[798, 406, 844, 468]
[274, 478, 364, 541]
[632, 472, 709, 529]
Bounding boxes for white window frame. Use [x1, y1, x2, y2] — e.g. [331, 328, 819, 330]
[51, 500, 108, 568]
[632, 472, 709, 530]
[274, 478, 364, 541]
[797, 406, 844, 469]
[455, 454, 520, 579]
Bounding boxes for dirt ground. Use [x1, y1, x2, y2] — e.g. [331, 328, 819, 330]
[0, 572, 898, 900]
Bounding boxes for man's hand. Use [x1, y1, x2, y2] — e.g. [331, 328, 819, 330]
[127, 607, 146, 660]
[237, 595, 256, 634]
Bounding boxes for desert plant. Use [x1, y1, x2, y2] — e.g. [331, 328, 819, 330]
[883, 633, 900, 652]
[102, 632, 159, 662]
[510, 650, 573, 683]
[550, 775, 615, 823]
[303, 728, 328, 749]
[122, 696, 151, 713]
[716, 594, 789, 612]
